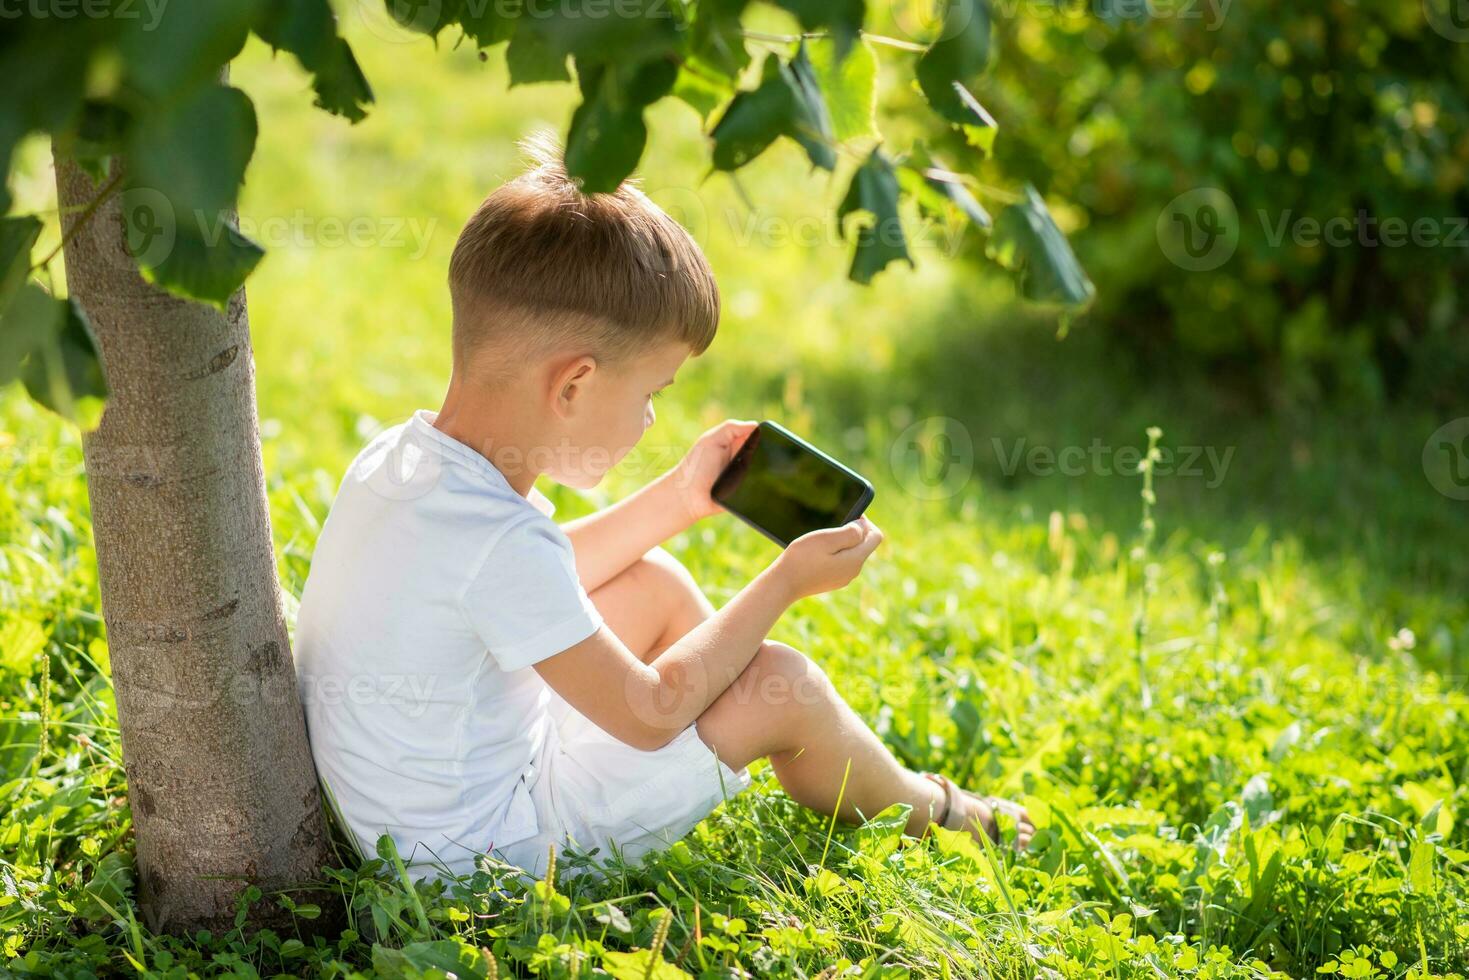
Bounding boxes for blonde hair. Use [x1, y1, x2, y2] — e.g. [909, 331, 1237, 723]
[447, 135, 719, 378]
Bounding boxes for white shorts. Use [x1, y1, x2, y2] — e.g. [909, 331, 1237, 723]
[492, 689, 752, 879]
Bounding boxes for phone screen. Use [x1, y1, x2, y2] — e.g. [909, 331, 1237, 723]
[712, 422, 873, 546]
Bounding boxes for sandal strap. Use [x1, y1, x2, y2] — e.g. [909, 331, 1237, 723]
[921, 772, 958, 830]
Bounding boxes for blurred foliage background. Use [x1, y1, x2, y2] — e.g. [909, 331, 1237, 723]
[949, 0, 1469, 407]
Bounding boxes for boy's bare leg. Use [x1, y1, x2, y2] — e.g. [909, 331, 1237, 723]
[586, 546, 715, 660]
[586, 547, 1031, 845]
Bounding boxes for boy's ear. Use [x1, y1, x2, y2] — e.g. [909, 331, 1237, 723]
[549, 354, 598, 419]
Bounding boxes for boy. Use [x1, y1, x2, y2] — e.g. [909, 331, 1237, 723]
[294, 144, 1033, 881]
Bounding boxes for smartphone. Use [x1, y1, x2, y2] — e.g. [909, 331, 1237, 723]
[712, 421, 875, 547]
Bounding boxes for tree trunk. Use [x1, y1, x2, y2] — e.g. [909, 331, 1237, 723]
[54, 153, 331, 934]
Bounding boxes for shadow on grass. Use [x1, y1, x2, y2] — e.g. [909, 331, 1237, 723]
[783, 293, 1467, 676]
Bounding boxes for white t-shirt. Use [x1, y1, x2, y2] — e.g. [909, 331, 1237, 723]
[294, 408, 605, 876]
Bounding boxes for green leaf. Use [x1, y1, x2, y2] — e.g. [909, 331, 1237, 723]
[386, 0, 465, 37]
[0, 279, 53, 386]
[771, 0, 866, 60]
[837, 148, 912, 284]
[1241, 830, 1283, 930]
[809, 38, 878, 142]
[0, 21, 93, 214]
[900, 145, 990, 228]
[119, 83, 264, 302]
[709, 59, 788, 170]
[855, 803, 911, 862]
[509, 0, 680, 82]
[954, 84, 999, 154]
[0, 216, 42, 311]
[117, 0, 263, 103]
[255, 0, 373, 122]
[76, 852, 135, 923]
[3, 284, 108, 426]
[710, 45, 835, 172]
[1407, 840, 1436, 894]
[0, 615, 46, 676]
[54, 101, 132, 181]
[602, 949, 693, 980]
[672, 60, 734, 121]
[915, 0, 992, 125]
[130, 84, 258, 218]
[984, 185, 1095, 309]
[127, 207, 265, 310]
[785, 43, 837, 171]
[687, 0, 751, 80]
[459, 0, 519, 47]
[23, 297, 110, 427]
[1241, 773, 1275, 827]
[565, 59, 679, 194]
[506, 21, 571, 85]
[371, 940, 490, 980]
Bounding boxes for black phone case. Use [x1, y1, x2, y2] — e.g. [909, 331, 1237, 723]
[713, 420, 875, 547]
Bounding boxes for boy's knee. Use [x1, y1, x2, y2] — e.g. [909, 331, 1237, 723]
[637, 540, 687, 578]
[639, 545, 692, 583]
[743, 641, 831, 711]
[634, 546, 707, 609]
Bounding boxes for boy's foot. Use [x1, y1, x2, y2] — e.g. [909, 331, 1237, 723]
[922, 771, 1035, 851]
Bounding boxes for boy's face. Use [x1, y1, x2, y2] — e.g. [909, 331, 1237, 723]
[550, 338, 692, 489]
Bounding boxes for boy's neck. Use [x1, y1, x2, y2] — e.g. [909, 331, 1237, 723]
[432, 375, 542, 498]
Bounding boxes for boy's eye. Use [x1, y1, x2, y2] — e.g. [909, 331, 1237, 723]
[651, 389, 664, 400]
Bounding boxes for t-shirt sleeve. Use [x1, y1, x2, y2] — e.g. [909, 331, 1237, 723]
[456, 515, 604, 672]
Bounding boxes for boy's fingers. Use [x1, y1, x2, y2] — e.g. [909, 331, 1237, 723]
[852, 526, 883, 560]
[807, 522, 862, 551]
[829, 519, 876, 553]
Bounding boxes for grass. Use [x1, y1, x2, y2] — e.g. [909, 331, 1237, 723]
[2, 17, 1468, 979]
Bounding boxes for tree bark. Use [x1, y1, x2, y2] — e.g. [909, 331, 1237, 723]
[54, 153, 331, 934]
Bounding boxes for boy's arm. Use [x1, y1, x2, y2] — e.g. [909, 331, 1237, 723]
[562, 420, 757, 593]
[560, 470, 696, 593]
[535, 518, 882, 750]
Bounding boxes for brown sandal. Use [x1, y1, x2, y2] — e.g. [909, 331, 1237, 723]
[921, 771, 1001, 843]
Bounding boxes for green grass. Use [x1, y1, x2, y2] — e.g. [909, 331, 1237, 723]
[3, 20, 1468, 979]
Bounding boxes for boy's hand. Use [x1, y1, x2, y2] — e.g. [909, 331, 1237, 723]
[668, 419, 759, 523]
[772, 516, 884, 600]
